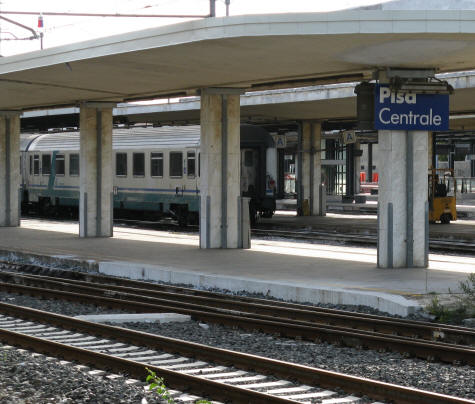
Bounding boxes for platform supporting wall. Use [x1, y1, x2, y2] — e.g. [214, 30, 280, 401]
[79, 103, 114, 238]
[300, 121, 324, 216]
[0, 112, 20, 227]
[378, 130, 428, 268]
[200, 88, 243, 248]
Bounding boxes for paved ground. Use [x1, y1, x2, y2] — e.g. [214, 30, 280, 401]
[0, 218, 473, 316]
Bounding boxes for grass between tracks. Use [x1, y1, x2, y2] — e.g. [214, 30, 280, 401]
[146, 367, 212, 404]
[426, 273, 475, 324]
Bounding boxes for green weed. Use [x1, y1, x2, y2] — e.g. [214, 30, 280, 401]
[426, 273, 475, 323]
[145, 367, 212, 404]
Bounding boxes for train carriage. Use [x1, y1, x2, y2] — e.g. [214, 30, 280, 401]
[21, 124, 276, 225]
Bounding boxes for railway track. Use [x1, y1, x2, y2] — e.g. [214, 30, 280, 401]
[0, 262, 474, 367]
[251, 228, 475, 253]
[0, 303, 472, 404]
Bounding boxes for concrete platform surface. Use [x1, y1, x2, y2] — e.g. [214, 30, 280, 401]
[0, 219, 474, 317]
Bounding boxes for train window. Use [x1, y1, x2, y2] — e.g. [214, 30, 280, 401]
[244, 150, 254, 167]
[116, 153, 127, 176]
[29, 156, 33, 175]
[187, 151, 195, 177]
[69, 154, 79, 176]
[56, 154, 65, 175]
[151, 152, 163, 177]
[133, 153, 145, 177]
[169, 152, 183, 177]
[42, 154, 51, 175]
[33, 155, 40, 175]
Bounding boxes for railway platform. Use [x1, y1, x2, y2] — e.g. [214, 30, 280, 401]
[0, 218, 473, 317]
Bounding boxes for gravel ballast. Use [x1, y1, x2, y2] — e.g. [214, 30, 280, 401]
[0, 290, 473, 402]
[0, 347, 160, 404]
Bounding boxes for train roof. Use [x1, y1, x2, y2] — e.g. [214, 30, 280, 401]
[20, 134, 42, 151]
[21, 124, 273, 152]
[22, 126, 201, 152]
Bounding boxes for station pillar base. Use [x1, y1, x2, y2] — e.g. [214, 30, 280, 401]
[200, 88, 245, 248]
[0, 112, 20, 227]
[79, 103, 114, 238]
[378, 130, 429, 268]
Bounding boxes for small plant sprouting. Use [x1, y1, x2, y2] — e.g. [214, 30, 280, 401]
[146, 367, 175, 404]
[426, 273, 475, 323]
[145, 368, 213, 404]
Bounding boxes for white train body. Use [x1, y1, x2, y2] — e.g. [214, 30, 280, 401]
[21, 125, 276, 224]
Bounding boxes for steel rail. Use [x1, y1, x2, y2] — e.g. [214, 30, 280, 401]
[23, 261, 467, 333]
[1, 269, 473, 346]
[0, 328, 298, 404]
[0, 303, 472, 404]
[0, 280, 473, 365]
[252, 228, 475, 253]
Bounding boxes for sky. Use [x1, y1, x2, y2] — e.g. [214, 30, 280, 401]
[0, 0, 391, 56]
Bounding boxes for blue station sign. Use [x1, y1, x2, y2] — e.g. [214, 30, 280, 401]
[374, 84, 449, 131]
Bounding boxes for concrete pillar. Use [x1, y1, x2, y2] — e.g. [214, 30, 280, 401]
[200, 88, 244, 248]
[266, 146, 278, 195]
[301, 121, 324, 215]
[367, 143, 373, 182]
[0, 112, 20, 227]
[428, 132, 435, 169]
[79, 103, 114, 238]
[354, 141, 361, 195]
[378, 130, 428, 268]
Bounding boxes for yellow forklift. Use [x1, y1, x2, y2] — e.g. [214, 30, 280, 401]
[428, 168, 457, 224]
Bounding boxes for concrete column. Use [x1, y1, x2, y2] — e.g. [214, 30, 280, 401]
[378, 130, 428, 268]
[200, 88, 243, 248]
[428, 132, 435, 169]
[79, 103, 114, 238]
[367, 143, 373, 182]
[266, 147, 278, 193]
[0, 112, 20, 227]
[354, 141, 361, 195]
[301, 121, 324, 215]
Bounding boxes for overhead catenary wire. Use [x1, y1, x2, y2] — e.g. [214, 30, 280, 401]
[0, 14, 37, 38]
[0, 10, 210, 18]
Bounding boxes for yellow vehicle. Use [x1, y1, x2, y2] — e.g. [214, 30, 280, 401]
[428, 168, 457, 224]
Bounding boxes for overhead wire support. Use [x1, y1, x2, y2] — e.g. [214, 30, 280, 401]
[0, 15, 38, 39]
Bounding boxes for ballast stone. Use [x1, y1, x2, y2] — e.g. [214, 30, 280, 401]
[74, 313, 191, 324]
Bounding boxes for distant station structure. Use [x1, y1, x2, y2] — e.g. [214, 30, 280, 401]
[2, 0, 475, 270]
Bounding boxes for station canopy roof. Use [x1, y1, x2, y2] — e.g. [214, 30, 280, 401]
[4, 10, 475, 110]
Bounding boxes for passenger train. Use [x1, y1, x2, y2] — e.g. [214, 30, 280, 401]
[20, 124, 277, 225]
